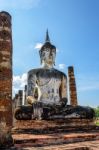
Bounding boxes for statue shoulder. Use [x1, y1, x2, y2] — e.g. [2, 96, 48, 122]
[28, 68, 44, 75]
[54, 68, 67, 78]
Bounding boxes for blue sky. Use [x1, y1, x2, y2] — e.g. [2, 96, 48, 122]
[0, 0, 99, 107]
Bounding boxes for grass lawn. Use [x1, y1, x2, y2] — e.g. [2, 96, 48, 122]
[96, 122, 99, 126]
[95, 119, 99, 126]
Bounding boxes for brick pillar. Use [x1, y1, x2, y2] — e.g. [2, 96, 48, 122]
[18, 90, 23, 106]
[24, 85, 27, 105]
[68, 66, 78, 106]
[14, 94, 18, 108]
[0, 11, 13, 147]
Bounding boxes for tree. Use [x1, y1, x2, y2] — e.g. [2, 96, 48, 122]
[94, 106, 99, 119]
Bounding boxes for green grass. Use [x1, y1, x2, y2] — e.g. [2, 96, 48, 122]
[95, 119, 99, 126]
[96, 122, 99, 126]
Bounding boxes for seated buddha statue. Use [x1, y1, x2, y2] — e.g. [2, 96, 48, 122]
[26, 30, 67, 119]
[15, 30, 95, 120]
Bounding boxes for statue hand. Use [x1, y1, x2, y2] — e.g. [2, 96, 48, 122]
[27, 96, 36, 105]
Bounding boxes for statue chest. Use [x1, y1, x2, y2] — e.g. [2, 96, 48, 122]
[38, 76, 61, 104]
[28, 69, 63, 104]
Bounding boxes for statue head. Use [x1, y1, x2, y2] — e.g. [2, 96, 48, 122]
[39, 30, 56, 68]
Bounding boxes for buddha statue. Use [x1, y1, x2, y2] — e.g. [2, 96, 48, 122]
[15, 30, 95, 120]
[26, 30, 67, 119]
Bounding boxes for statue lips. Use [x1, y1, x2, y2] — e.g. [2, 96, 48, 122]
[48, 59, 53, 64]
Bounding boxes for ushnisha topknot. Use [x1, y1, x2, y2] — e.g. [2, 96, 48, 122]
[39, 29, 56, 64]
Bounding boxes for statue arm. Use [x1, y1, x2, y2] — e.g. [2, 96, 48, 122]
[60, 75, 68, 105]
[27, 73, 37, 104]
[27, 74, 36, 96]
[27, 73, 42, 104]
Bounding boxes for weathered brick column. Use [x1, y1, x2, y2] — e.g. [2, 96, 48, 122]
[24, 85, 27, 105]
[0, 11, 13, 147]
[13, 90, 23, 108]
[18, 90, 23, 106]
[68, 66, 78, 106]
[14, 94, 18, 108]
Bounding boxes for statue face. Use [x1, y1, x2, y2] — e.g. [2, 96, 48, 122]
[41, 48, 56, 67]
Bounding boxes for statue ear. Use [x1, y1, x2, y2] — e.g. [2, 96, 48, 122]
[41, 57, 43, 64]
[39, 50, 42, 64]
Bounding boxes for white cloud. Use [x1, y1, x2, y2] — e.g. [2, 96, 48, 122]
[0, 0, 41, 10]
[34, 43, 43, 50]
[13, 73, 27, 96]
[59, 64, 66, 70]
[56, 48, 59, 53]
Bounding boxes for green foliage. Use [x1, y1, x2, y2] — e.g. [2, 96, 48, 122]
[94, 106, 99, 119]
[96, 122, 99, 126]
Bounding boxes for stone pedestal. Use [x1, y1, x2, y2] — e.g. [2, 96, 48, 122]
[0, 11, 13, 148]
[12, 119, 99, 149]
[14, 119, 95, 131]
